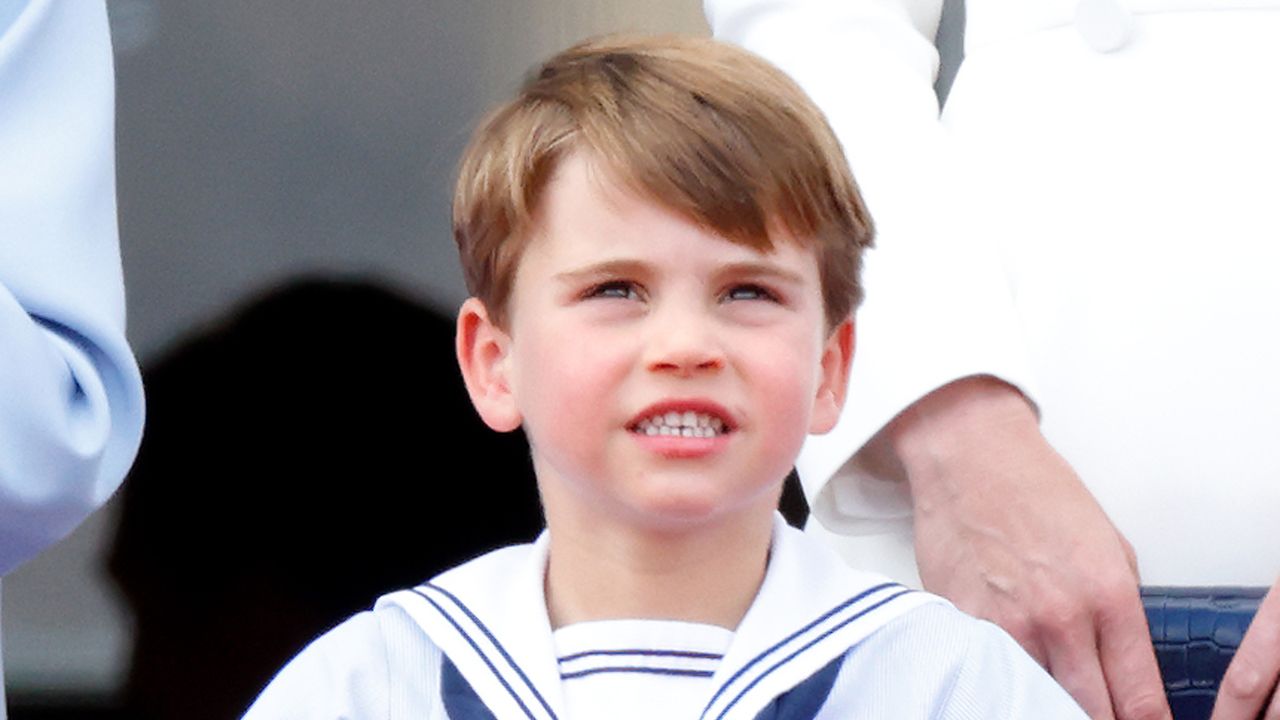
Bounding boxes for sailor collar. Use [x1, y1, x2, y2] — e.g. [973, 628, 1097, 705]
[378, 514, 939, 720]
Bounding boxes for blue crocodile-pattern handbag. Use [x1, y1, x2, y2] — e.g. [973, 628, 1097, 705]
[1142, 587, 1270, 720]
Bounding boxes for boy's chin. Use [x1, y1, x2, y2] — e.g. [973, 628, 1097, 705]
[617, 488, 781, 536]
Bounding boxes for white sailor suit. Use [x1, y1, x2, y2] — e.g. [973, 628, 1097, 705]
[243, 517, 1085, 718]
[706, 0, 1280, 588]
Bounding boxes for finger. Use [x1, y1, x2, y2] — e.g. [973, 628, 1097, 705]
[1043, 621, 1116, 720]
[1095, 588, 1172, 720]
[1265, 682, 1280, 720]
[1117, 535, 1140, 577]
[1211, 582, 1280, 720]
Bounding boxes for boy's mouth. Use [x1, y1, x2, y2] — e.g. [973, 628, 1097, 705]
[633, 411, 726, 438]
[628, 402, 735, 439]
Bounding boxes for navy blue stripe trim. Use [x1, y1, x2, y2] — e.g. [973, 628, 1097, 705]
[714, 588, 913, 720]
[559, 648, 724, 663]
[414, 585, 559, 720]
[441, 656, 501, 720]
[409, 588, 538, 720]
[700, 582, 900, 720]
[561, 666, 717, 680]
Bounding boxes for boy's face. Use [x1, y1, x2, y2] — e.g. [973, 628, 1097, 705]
[458, 153, 853, 534]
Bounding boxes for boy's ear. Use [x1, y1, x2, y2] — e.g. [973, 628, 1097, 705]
[456, 297, 522, 432]
[809, 317, 854, 435]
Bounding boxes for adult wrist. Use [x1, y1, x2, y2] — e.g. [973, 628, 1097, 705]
[885, 375, 1041, 488]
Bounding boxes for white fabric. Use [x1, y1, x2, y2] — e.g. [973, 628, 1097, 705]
[1, 0, 144, 713]
[244, 516, 1085, 718]
[707, 0, 1280, 586]
[553, 620, 732, 720]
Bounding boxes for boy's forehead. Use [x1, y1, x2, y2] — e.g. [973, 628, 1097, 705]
[542, 150, 641, 212]
[533, 151, 816, 257]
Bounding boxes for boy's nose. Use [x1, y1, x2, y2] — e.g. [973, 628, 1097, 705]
[644, 312, 725, 376]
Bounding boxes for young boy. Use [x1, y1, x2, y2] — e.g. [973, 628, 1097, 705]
[244, 35, 1087, 719]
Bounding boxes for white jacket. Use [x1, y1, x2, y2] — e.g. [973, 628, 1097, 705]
[707, 0, 1280, 586]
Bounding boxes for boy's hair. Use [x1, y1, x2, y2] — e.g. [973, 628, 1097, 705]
[452, 34, 873, 328]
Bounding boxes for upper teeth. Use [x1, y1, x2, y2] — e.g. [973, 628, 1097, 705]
[635, 411, 726, 438]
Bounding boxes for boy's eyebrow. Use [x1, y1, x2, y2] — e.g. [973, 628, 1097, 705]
[714, 261, 807, 287]
[554, 259, 651, 284]
[554, 259, 808, 286]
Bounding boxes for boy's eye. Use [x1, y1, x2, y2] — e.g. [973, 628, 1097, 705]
[586, 281, 643, 301]
[723, 284, 778, 302]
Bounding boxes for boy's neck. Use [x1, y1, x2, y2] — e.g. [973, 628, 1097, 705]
[542, 502, 776, 631]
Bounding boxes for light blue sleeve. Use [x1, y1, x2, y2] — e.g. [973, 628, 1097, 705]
[0, 0, 144, 573]
[823, 603, 1088, 718]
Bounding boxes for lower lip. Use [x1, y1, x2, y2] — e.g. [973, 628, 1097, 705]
[631, 431, 731, 459]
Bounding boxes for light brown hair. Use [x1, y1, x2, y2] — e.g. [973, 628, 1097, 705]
[452, 34, 873, 328]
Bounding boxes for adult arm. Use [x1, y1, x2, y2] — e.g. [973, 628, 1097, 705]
[0, 0, 145, 573]
[705, 2, 1169, 718]
[1211, 580, 1280, 720]
[877, 375, 1169, 719]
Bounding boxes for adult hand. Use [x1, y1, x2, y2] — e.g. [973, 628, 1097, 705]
[1211, 580, 1280, 720]
[865, 375, 1171, 720]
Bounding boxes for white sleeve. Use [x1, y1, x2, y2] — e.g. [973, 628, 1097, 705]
[704, 0, 1037, 521]
[937, 617, 1089, 719]
[823, 603, 1086, 718]
[0, 0, 144, 573]
[243, 612, 392, 720]
[244, 607, 448, 720]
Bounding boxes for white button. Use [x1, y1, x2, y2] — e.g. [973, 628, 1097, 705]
[1075, 0, 1135, 52]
